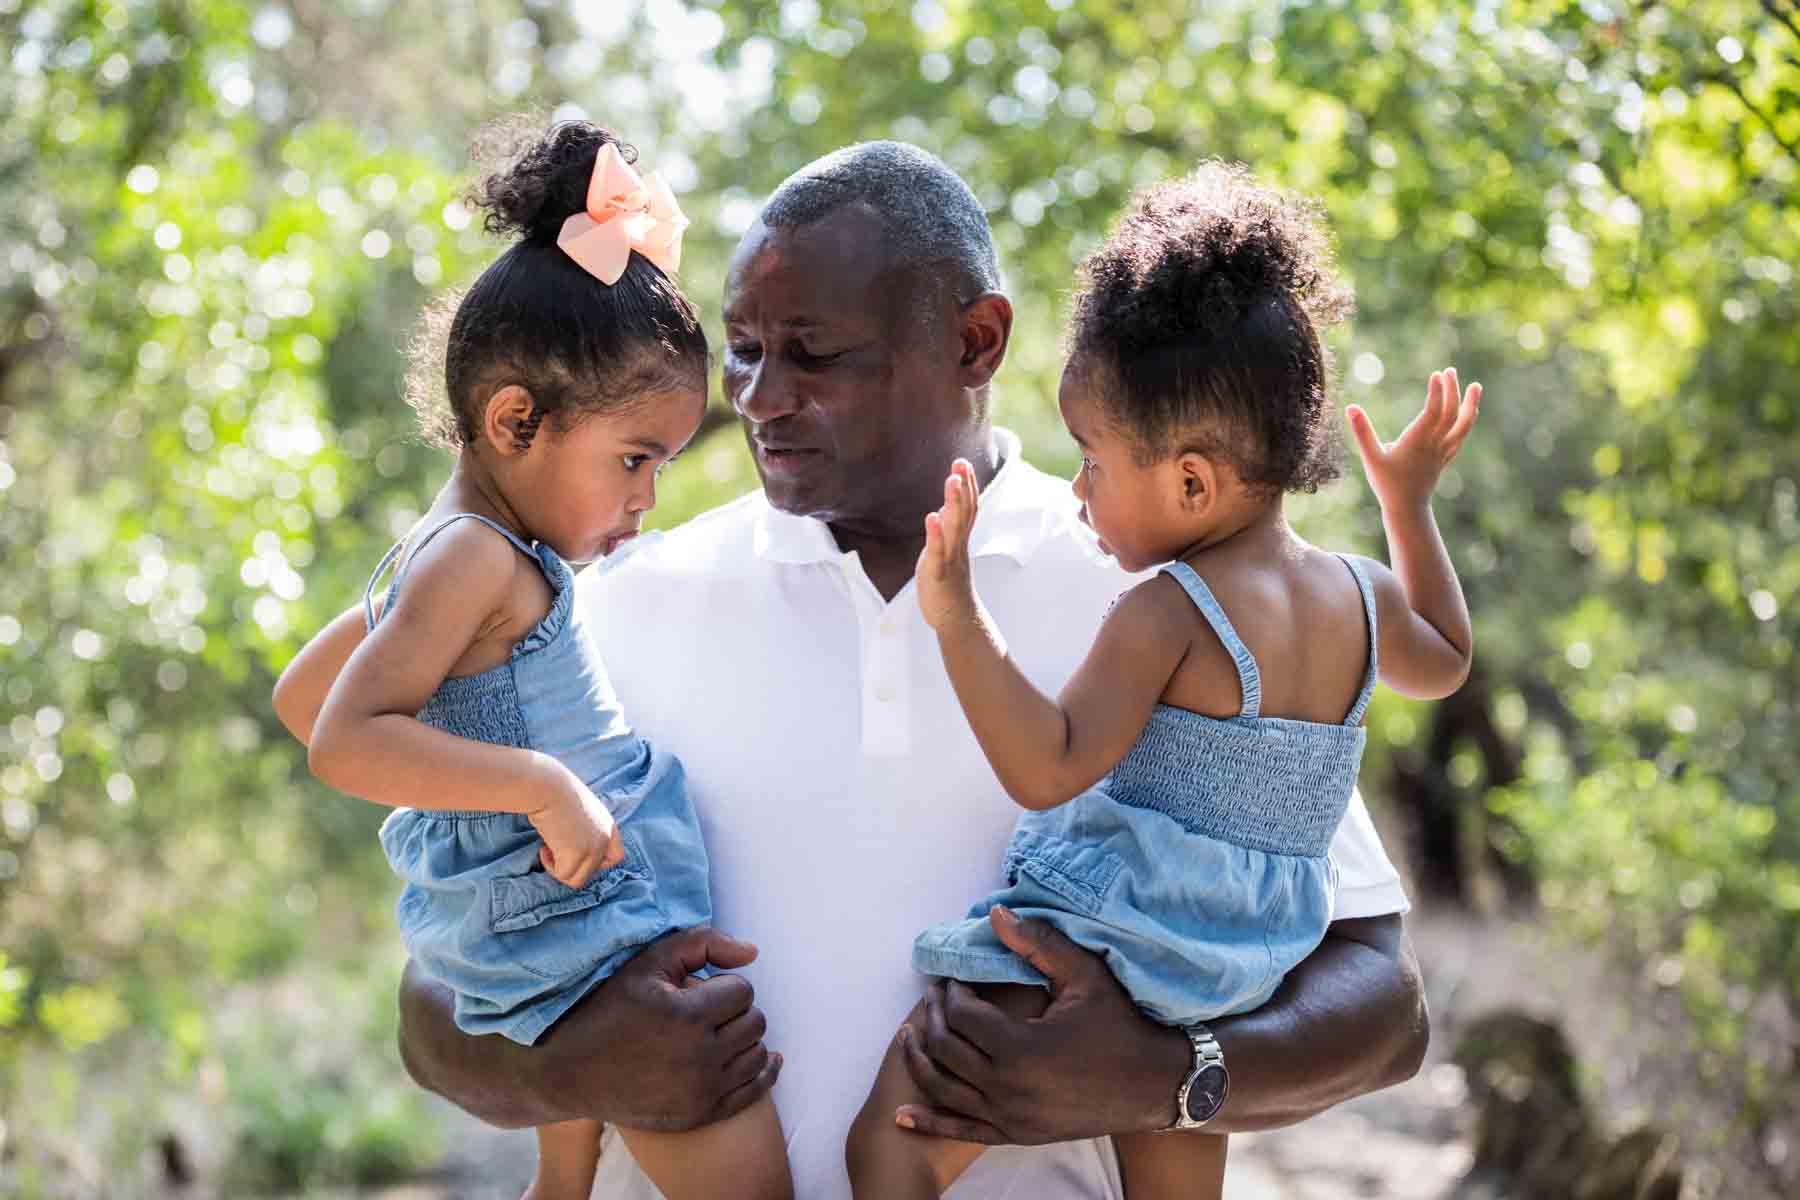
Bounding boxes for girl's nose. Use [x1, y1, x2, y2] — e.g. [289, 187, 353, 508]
[1070, 464, 1087, 502]
[629, 473, 656, 514]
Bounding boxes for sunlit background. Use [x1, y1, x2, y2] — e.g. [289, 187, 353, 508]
[1, 1, 1795, 1196]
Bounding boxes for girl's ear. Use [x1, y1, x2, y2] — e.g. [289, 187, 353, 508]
[481, 385, 541, 455]
[1176, 451, 1220, 514]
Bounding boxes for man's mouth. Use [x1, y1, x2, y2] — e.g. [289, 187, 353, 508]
[754, 441, 823, 476]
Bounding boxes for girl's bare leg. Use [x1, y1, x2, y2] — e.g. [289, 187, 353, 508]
[525, 1118, 603, 1200]
[846, 984, 1048, 1200]
[621, 1093, 792, 1200]
[1113, 1129, 1227, 1200]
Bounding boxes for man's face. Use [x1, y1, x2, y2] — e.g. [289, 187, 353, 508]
[721, 204, 972, 531]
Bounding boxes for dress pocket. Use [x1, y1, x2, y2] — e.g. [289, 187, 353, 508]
[490, 830, 652, 932]
[1003, 829, 1125, 918]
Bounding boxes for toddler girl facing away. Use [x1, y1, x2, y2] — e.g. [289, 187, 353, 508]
[270, 122, 791, 1200]
[848, 163, 1480, 1199]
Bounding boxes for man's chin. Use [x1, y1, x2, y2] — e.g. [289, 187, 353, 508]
[757, 471, 839, 518]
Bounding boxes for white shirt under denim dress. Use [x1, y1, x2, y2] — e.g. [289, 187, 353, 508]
[577, 430, 1410, 1200]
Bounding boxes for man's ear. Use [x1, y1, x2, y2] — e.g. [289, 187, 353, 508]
[957, 292, 1014, 388]
[481, 384, 541, 455]
[1176, 451, 1221, 514]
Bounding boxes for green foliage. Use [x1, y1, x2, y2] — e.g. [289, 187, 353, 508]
[221, 986, 442, 1192]
[2, 0, 1795, 1188]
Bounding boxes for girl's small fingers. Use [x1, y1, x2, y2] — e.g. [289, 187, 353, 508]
[1346, 405, 1383, 460]
[1442, 368, 1465, 432]
[957, 459, 980, 513]
[1447, 381, 1482, 443]
[1428, 370, 1451, 430]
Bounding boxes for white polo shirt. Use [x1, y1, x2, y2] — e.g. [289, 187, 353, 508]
[578, 429, 1409, 1200]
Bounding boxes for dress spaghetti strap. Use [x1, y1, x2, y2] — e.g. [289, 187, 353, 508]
[362, 513, 540, 632]
[1159, 561, 1263, 719]
[1334, 554, 1380, 727]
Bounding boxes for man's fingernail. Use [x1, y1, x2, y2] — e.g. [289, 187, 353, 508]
[896, 1111, 916, 1130]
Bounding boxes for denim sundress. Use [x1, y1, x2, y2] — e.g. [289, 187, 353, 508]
[913, 556, 1378, 1026]
[367, 513, 711, 1045]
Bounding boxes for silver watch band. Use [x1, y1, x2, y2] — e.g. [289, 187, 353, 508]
[1168, 1022, 1227, 1131]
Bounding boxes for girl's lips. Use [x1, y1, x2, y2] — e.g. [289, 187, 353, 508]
[601, 531, 639, 556]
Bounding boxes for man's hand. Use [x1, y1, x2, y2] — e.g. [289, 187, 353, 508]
[896, 905, 1185, 1144]
[896, 906, 1426, 1143]
[398, 926, 781, 1131]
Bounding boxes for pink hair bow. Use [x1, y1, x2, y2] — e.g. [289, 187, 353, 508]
[556, 142, 688, 285]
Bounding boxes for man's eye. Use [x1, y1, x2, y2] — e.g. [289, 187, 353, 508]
[623, 454, 649, 471]
[727, 343, 761, 363]
[792, 344, 844, 367]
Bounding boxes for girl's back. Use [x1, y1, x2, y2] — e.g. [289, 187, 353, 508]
[1160, 540, 1376, 727]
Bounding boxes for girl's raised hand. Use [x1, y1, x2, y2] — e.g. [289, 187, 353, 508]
[527, 760, 625, 888]
[1347, 368, 1482, 514]
[917, 458, 981, 633]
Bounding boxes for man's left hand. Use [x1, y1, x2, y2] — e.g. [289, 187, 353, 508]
[895, 904, 1187, 1144]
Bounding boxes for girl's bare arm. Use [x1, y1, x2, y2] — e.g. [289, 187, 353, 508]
[919, 462, 1189, 811]
[1346, 368, 1481, 699]
[304, 522, 566, 815]
[272, 603, 371, 746]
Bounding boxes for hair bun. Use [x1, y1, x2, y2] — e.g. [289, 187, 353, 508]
[467, 118, 637, 243]
[1082, 160, 1352, 358]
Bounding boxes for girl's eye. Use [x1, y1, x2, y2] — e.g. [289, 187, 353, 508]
[1081, 455, 1097, 474]
[623, 454, 650, 471]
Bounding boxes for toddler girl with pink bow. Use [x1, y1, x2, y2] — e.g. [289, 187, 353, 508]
[273, 121, 791, 1200]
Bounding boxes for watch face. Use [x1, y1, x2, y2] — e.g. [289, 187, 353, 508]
[1184, 1063, 1229, 1123]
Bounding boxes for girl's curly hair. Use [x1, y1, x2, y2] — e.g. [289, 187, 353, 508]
[1067, 160, 1354, 493]
[406, 117, 708, 451]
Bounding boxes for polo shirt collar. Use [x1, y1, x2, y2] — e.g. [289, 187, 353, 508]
[752, 427, 1052, 566]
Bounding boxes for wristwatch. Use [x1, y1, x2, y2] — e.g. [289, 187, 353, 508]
[1166, 1023, 1229, 1130]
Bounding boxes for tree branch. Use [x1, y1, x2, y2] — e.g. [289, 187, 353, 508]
[1705, 69, 1800, 167]
[1762, 0, 1800, 48]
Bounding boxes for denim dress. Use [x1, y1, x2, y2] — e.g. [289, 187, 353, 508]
[366, 513, 711, 1045]
[913, 557, 1378, 1027]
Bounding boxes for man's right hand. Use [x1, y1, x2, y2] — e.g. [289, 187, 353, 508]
[396, 926, 780, 1131]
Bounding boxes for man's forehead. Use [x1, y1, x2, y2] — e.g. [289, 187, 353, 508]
[724, 206, 903, 313]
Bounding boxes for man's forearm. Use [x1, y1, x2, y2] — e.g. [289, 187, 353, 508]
[398, 960, 574, 1128]
[1202, 914, 1428, 1134]
[395, 930, 778, 1134]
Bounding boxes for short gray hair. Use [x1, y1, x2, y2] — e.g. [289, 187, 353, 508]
[761, 141, 1002, 303]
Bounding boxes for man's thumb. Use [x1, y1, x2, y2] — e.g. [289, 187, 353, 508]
[654, 925, 760, 978]
[988, 905, 1091, 995]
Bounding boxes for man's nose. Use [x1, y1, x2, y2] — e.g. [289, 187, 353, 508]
[731, 357, 801, 425]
